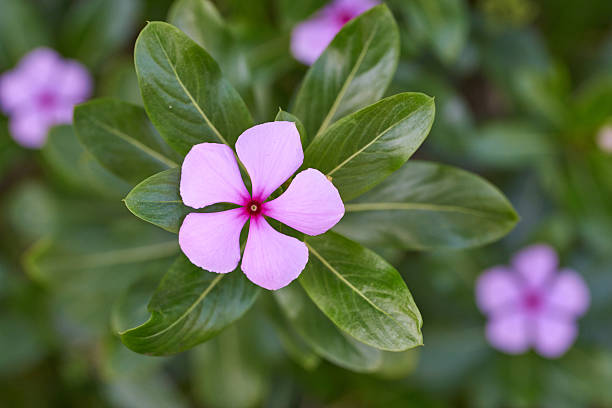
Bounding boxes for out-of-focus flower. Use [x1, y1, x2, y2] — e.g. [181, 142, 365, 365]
[179, 121, 345, 290]
[291, 0, 379, 65]
[476, 244, 589, 358]
[596, 124, 612, 153]
[0, 48, 92, 148]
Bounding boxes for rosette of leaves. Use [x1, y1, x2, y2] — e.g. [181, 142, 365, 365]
[73, 4, 518, 372]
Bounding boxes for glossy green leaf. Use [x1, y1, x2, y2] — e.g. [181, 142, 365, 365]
[304, 92, 435, 201]
[134, 22, 253, 155]
[119, 255, 259, 355]
[74, 99, 180, 185]
[292, 5, 400, 146]
[300, 232, 422, 351]
[124, 168, 189, 233]
[59, 0, 141, 67]
[43, 125, 130, 197]
[275, 282, 382, 372]
[275, 109, 307, 145]
[335, 161, 519, 250]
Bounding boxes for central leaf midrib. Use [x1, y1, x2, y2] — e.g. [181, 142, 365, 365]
[122, 274, 225, 339]
[305, 242, 408, 333]
[344, 202, 505, 219]
[88, 116, 178, 168]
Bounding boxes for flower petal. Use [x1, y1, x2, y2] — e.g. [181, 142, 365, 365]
[512, 244, 558, 289]
[264, 168, 344, 236]
[56, 60, 92, 102]
[9, 110, 53, 148]
[545, 269, 590, 318]
[180, 143, 250, 209]
[178, 209, 248, 273]
[235, 121, 303, 201]
[290, 16, 341, 65]
[476, 266, 522, 315]
[241, 216, 308, 290]
[534, 315, 577, 358]
[485, 313, 530, 355]
[16, 48, 64, 88]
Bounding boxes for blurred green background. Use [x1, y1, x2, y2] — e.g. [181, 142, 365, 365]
[1, 0, 612, 406]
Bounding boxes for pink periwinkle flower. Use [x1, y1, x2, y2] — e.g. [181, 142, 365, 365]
[178, 121, 345, 290]
[291, 0, 379, 65]
[0, 48, 92, 148]
[476, 244, 590, 358]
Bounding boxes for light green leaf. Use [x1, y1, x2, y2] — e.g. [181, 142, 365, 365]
[335, 161, 519, 250]
[300, 232, 423, 351]
[304, 92, 435, 201]
[134, 21, 253, 155]
[119, 255, 259, 355]
[74, 99, 180, 185]
[292, 5, 400, 146]
[275, 282, 382, 372]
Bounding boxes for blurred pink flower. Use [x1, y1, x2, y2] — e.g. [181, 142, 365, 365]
[178, 121, 345, 290]
[0, 48, 92, 148]
[596, 124, 612, 153]
[291, 0, 379, 65]
[476, 244, 590, 358]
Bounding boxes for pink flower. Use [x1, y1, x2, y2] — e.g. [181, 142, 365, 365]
[596, 124, 612, 153]
[178, 121, 345, 290]
[476, 244, 590, 358]
[0, 48, 92, 148]
[291, 0, 379, 65]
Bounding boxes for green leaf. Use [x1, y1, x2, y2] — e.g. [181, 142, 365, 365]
[0, 0, 48, 70]
[275, 109, 307, 145]
[304, 93, 435, 201]
[275, 282, 382, 372]
[124, 168, 189, 233]
[335, 161, 519, 250]
[134, 21, 253, 155]
[43, 125, 130, 197]
[74, 99, 180, 185]
[119, 255, 259, 355]
[59, 0, 141, 67]
[300, 232, 422, 351]
[292, 5, 400, 146]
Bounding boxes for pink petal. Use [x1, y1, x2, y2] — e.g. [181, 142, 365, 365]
[178, 209, 248, 273]
[56, 60, 92, 102]
[512, 244, 558, 289]
[476, 266, 522, 315]
[327, 0, 379, 17]
[241, 216, 308, 290]
[534, 315, 577, 358]
[235, 121, 303, 201]
[264, 168, 344, 236]
[290, 16, 341, 65]
[9, 110, 53, 148]
[545, 269, 590, 318]
[485, 312, 531, 355]
[0, 70, 32, 114]
[180, 143, 250, 209]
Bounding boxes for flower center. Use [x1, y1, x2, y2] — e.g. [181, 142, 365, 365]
[246, 200, 262, 216]
[522, 291, 542, 312]
[336, 11, 354, 25]
[37, 91, 57, 109]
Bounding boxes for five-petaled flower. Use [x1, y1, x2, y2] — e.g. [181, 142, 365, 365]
[291, 0, 379, 65]
[476, 244, 590, 358]
[179, 121, 345, 290]
[0, 47, 92, 148]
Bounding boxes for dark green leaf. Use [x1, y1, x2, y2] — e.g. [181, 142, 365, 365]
[336, 161, 518, 250]
[292, 5, 400, 146]
[59, 0, 141, 67]
[74, 99, 180, 185]
[300, 232, 422, 351]
[304, 93, 435, 201]
[119, 255, 259, 355]
[275, 109, 307, 145]
[124, 168, 189, 233]
[275, 282, 382, 372]
[134, 22, 253, 155]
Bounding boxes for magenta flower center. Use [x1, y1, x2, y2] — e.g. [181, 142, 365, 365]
[336, 10, 354, 25]
[37, 91, 58, 109]
[522, 291, 542, 312]
[246, 199, 263, 217]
